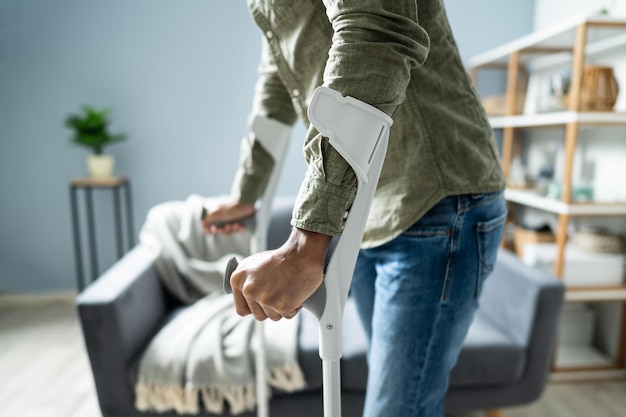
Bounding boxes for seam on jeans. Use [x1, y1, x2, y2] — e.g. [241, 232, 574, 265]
[410, 289, 446, 416]
[475, 227, 486, 299]
[440, 206, 462, 303]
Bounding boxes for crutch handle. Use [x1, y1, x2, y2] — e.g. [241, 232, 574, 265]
[224, 257, 238, 295]
[201, 207, 257, 230]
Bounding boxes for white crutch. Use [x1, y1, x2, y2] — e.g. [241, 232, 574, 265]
[221, 114, 291, 417]
[303, 87, 392, 417]
[226, 86, 392, 417]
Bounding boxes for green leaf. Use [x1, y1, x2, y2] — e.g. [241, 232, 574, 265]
[64, 105, 127, 154]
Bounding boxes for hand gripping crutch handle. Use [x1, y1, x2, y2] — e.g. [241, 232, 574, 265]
[224, 257, 326, 317]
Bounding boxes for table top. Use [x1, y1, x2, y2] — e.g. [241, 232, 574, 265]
[70, 176, 129, 187]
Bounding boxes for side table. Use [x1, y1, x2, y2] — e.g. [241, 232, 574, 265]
[70, 176, 134, 291]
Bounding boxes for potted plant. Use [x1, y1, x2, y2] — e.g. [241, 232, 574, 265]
[65, 105, 126, 178]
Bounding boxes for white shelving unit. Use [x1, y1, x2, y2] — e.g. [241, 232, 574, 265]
[469, 14, 626, 68]
[470, 14, 626, 380]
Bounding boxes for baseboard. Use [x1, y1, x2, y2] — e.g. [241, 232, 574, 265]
[0, 290, 78, 305]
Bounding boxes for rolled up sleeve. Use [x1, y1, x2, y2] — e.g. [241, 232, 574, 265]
[293, 0, 430, 236]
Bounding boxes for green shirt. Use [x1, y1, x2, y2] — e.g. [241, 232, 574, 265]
[231, 0, 506, 248]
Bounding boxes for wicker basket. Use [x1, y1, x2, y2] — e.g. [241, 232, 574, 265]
[579, 66, 619, 111]
[573, 229, 625, 254]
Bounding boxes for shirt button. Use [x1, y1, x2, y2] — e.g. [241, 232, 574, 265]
[266, 30, 274, 39]
[292, 89, 300, 97]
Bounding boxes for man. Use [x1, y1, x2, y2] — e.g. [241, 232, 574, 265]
[203, 1, 507, 416]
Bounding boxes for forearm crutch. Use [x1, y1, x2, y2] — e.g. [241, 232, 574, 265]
[242, 114, 292, 417]
[226, 86, 392, 417]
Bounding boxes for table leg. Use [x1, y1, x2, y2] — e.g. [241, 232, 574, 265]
[85, 186, 98, 282]
[113, 186, 123, 259]
[70, 186, 85, 291]
[124, 181, 135, 247]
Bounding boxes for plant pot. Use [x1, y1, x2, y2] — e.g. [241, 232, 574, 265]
[87, 154, 115, 178]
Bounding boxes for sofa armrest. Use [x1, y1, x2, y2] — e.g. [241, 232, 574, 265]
[478, 249, 565, 403]
[76, 245, 172, 415]
[479, 249, 564, 346]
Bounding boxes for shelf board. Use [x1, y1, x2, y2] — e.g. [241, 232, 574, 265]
[469, 13, 626, 68]
[565, 286, 626, 302]
[505, 188, 626, 216]
[489, 111, 626, 128]
[555, 344, 614, 368]
[550, 368, 625, 381]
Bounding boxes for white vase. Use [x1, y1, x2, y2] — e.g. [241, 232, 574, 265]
[87, 154, 114, 178]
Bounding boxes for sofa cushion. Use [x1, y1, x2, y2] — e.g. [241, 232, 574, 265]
[299, 298, 526, 393]
[132, 296, 525, 398]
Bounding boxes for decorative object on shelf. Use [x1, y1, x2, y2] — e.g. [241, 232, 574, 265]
[572, 184, 594, 202]
[548, 71, 571, 111]
[546, 181, 562, 200]
[508, 157, 533, 189]
[525, 70, 571, 114]
[65, 106, 127, 178]
[573, 154, 596, 202]
[597, 0, 617, 16]
[573, 227, 625, 254]
[482, 94, 525, 116]
[514, 224, 555, 259]
[579, 66, 619, 111]
[535, 145, 557, 196]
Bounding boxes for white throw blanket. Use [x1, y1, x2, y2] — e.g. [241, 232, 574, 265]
[135, 195, 306, 415]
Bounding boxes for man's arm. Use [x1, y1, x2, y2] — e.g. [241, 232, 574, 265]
[292, 0, 430, 237]
[204, 38, 298, 234]
[230, 37, 298, 206]
[232, 2, 430, 319]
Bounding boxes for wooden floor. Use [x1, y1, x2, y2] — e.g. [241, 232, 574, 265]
[1, 294, 625, 417]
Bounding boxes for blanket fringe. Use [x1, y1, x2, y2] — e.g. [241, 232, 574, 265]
[201, 382, 257, 415]
[135, 363, 306, 415]
[267, 361, 307, 393]
[135, 383, 199, 414]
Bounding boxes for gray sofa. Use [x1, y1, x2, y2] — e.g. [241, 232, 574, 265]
[77, 198, 565, 417]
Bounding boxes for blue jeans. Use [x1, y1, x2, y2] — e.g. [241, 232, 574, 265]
[351, 191, 507, 417]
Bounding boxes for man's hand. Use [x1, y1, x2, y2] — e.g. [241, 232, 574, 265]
[230, 227, 332, 321]
[201, 198, 255, 235]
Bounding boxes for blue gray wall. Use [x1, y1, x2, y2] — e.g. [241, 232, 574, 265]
[0, 1, 534, 293]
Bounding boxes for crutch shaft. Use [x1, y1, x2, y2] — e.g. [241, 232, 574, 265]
[323, 360, 342, 417]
